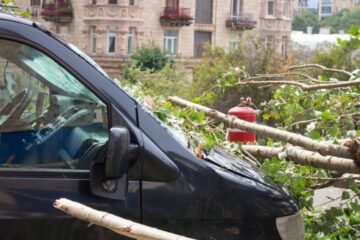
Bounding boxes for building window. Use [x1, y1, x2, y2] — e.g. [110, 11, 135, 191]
[231, 0, 243, 18]
[31, 0, 41, 6]
[129, 0, 135, 5]
[108, 27, 117, 54]
[265, 35, 275, 48]
[194, 31, 212, 57]
[321, 6, 332, 14]
[91, 26, 97, 53]
[229, 40, 239, 51]
[92, 0, 97, 4]
[195, 0, 213, 24]
[163, 30, 178, 55]
[128, 27, 136, 55]
[282, 36, 288, 57]
[108, 0, 117, 4]
[268, 0, 274, 16]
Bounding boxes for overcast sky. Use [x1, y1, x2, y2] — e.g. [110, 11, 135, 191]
[308, 0, 319, 8]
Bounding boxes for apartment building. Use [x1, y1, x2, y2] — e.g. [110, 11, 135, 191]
[17, 0, 296, 78]
[319, 0, 360, 19]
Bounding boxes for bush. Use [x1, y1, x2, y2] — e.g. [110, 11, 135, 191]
[292, 11, 320, 33]
[127, 45, 173, 72]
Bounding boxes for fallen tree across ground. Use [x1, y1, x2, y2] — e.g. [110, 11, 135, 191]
[54, 198, 195, 240]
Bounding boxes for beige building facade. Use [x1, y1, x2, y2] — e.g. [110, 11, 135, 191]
[17, 0, 296, 78]
[319, 0, 360, 19]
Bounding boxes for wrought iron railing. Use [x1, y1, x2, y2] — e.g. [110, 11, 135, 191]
[41, 0, 73, 20]
[160, 7, 193, 21]
[226, 13, 256, 30]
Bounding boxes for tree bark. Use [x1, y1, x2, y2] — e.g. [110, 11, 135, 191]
[168, 96, 354, 159]
[54, 198, 195, 240]
[234, 79, 360, 91]
[242, 145, 360, 174]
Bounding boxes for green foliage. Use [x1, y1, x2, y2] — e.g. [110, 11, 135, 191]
[121, 63, 189, 98]
[292, 11, 320, 33]
[321, 7, 360, 33]
[126, 45, 173, 73]
[313, 26, 360, 72]
[191, 32, 279, 111]
[0, 0, 30, 17]
[261, 86, 358, 140]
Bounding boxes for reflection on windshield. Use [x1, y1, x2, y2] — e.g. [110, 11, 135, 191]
[20, 44, 101, 104]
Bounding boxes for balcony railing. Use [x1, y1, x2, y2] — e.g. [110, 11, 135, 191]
[160, 7, 193, 26]
[41, 0, 73, 23]
[226, 13, 256, 30]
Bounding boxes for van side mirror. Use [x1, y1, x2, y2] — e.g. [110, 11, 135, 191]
[90, 127, 139, 200]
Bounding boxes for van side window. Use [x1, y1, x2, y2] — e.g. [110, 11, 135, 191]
[0, 39, 108, 170]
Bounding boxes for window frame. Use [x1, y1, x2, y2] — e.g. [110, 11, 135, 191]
[91, 26, 97, 54]
[107, 26, 117, 54]
[267, 0, 275, 16]
[163, 30, 178, 56]
[127, 27, 136, 55]
[0, 36, 113, 175]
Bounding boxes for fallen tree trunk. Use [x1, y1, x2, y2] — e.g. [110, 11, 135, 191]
[54, 198, 195, 240]
[242, 145, 360, 174]
[168, 96, 354, 160]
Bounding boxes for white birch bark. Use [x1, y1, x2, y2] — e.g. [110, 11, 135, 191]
[168, 96, 354, 159]
[54, 198, 196, 240]
[242, 145, 360, 173]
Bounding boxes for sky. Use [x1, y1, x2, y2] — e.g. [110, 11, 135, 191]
[308, 0, 319, 8]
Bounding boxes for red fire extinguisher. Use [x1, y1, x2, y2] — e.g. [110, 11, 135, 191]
[227, 98, 256, 144]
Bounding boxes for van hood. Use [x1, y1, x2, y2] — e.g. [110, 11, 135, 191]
[205, 146, 284, 192]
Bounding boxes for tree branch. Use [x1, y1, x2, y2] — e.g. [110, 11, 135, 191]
[168, 97, 355, 159]
[234, 79, 360, 91]
[54, 198, 195, 240]
[288, 64, 353, 77]
[242, 145, 360, 174]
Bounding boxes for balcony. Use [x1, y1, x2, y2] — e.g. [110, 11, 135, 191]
[226, 14, 256, 31]
[41, 0, 73, 23]
[160, 7, 193, 26]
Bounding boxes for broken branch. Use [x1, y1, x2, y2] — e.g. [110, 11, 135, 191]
[168, 96, 354, 160]
[288, 64, 353, 77]
[241, 145, 360, 174]
[54, 198, 195, 240]
[235, 79, 360, 91]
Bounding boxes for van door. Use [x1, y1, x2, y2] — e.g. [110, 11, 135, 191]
[0, 38, 140, 240]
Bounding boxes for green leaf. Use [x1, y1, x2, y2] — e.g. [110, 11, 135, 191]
[309, 131, 321, 140]
[321, 110, 335, 121]
[263, 113, 271, 120]
[328, 126, 340, 138]
[342, 191, 351, 200]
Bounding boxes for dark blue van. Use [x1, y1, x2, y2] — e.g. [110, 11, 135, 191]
[0, 13, 303, 240]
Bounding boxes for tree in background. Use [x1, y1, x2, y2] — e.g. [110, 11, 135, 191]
[313, 26, 360, 73]
[292, 11, 320, 33]
[127, 45, 173, 72]
[190, 32, 281, 112]
[121, 45, 188, 98]
[321, 7, 360, 33]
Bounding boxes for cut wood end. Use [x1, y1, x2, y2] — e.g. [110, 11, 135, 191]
[53, 198, 73, 211]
